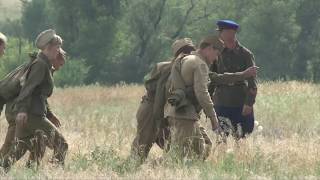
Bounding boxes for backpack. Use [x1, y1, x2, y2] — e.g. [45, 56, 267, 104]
[0, 52, 37, 102]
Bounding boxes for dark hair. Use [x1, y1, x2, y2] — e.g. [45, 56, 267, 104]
[0, 39, 4, 46]
[199, 42, 212, 50]
[174, 45, 196, 57]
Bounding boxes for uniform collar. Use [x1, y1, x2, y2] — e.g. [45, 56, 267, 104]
[37, 52, 53, 69]
[192, 50, 210, 66]
[224, 40, 242, 53]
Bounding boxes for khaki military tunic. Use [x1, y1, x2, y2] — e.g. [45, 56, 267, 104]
[166, 50, 252, 159]
[1, 52, 68, 170]
[131, 61, 172, 163]
[166, 52, 217, 121]
[0, 52, 47, 158]
[166, 51, 216, 159]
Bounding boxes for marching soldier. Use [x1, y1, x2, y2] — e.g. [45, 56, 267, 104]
[166, 36, 257, 160]
[0, 29, 68, 171]
[130, 38, 196, 164]
[0, 50, 66, 168]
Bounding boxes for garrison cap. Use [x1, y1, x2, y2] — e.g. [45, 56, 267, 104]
[172, 38, 195, 55]
[35, 29, 57, 49]
[216, 20, 239, 31]
[200, 36, 225, 52]
[0, 32, 7, 44]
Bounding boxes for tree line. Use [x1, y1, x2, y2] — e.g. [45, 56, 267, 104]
[0, 0, 319, 86]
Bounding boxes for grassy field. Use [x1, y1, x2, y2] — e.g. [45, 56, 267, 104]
[0, 81, 320, 179]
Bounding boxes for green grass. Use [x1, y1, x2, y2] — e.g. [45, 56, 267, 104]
[0, 82, 320, 179]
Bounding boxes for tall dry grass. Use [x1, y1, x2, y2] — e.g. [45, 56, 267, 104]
[0, 81, 320, 179]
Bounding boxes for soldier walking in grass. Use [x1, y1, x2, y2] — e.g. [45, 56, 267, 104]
[0, 50, 66, 167]
[165, 36, 258, 160]
[130, 38, 196, 164]
[0, 29, 68, 171]
[210, 20, 258, 139]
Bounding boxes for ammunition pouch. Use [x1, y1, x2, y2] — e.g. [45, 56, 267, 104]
[167, 89, 187, 109]
[168, 86, 201, 112]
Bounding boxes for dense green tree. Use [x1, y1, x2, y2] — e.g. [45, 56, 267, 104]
[0, 0, 319, 85]
[49, 0, 121, 83]
[240, 0, 300, 80]
[293, 0, 320, 80]
[0, 37, 34, 78]
[21, 0, 51, 40]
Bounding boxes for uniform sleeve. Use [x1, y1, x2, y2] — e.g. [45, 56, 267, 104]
[14, 62, 46, 113]
[193, 63, 217, 121]
[209, 71, 247, 84]
[144, 64, 161, 98]
[208, 62, 218, 95]
[45, 100, 54, 119]
[244, 52, 257, 106]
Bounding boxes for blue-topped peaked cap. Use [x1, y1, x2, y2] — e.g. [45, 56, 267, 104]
[216, 20, 239, 31]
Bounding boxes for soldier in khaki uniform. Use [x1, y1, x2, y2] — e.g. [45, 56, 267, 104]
[0, 50, 65, 167]
[211, 20, 258, 138]
[0, 32, 7, 58]
[131, 38, 196, 164]
[166, 36, 257, 160]
[0, 29, 68, 171]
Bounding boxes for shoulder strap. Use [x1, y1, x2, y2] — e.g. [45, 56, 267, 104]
[19, 59, 39, 87]
[170, 53, 189, 91]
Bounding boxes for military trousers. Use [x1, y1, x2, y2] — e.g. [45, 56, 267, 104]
[1, 113, 68, 170]
[168, 117, 212, 160]
[0, 101, 17, 158]
[131, 96, 170, 163]
[214, 106, 255, 138]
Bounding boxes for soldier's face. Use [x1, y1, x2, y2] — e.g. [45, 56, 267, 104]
[46, 44, 61, 60]
[220, 29, 237, 41]
[206, 47, 220, 64]
[52, 54, 65, 71]
[0, 42, 6, 57]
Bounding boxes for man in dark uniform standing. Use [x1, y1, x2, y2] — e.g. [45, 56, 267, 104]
[211, 20, 258, 139]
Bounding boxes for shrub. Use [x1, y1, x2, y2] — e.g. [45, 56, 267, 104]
[54, 58, 89, 87]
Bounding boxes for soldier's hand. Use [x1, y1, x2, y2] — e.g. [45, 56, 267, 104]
[242, 66, 259, 78]
[242, 105, 253, 116]
[213, 125, 223, 136]
[211, 117, 219, 131]
[49, 115, 61, 128]
[16, 112, 28, 127]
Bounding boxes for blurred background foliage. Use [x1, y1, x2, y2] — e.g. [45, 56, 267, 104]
[0, 0, 319, 86]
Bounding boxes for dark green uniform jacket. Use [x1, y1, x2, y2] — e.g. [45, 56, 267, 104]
[210, 41, 257, 107]
[13, 52, 54, 117]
